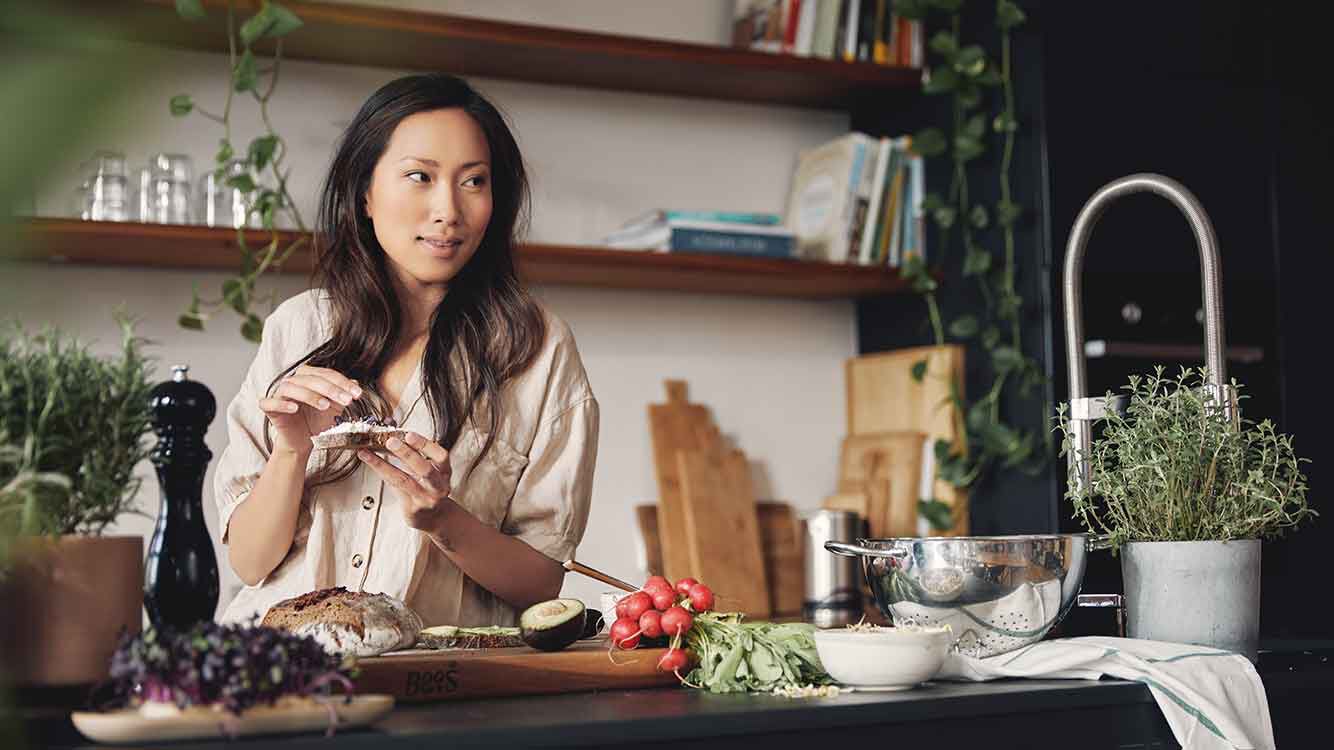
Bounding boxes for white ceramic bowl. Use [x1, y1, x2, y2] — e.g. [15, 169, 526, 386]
[812, 626, 953, 691]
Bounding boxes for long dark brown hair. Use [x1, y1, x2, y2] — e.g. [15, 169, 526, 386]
[268, 73, 547, 486]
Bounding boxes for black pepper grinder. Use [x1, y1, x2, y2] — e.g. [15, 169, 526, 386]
[144, 364, 220, 631]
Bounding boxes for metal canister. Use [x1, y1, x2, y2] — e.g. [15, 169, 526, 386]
[802, 510, 864, 628]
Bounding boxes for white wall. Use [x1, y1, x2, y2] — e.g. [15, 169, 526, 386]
[8, 1, 856, 613]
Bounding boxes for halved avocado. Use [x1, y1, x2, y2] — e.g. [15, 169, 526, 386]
[519, 598, 587, 652]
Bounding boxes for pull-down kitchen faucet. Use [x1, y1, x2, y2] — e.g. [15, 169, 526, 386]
[1061, 173, 1233, 494]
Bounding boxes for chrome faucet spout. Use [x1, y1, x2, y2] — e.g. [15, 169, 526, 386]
[1061, 174, 1230, 493]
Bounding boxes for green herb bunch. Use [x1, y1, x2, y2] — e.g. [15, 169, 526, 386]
[681, 612, 830, 694]
[1056, 366, 1313, 550]
[0, 315, 155, 542]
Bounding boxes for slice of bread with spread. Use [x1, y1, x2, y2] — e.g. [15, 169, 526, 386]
[261, 587, 423, 657]
[415, 625, 525, 650]
[310, 419, 406, 452]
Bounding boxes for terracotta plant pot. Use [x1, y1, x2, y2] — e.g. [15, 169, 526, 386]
[0, 535, 143, 686]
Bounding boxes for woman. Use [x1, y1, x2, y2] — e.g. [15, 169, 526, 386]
[214, 74, 598, 628]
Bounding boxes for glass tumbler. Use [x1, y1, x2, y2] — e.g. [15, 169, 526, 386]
[87, 150, 130, 222]
[198, 159, 254, 228]
[146, 153, 193, 224]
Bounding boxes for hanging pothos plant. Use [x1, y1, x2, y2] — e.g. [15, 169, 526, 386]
[896, 0, 1048, 523]
[170, 0, 306, 343]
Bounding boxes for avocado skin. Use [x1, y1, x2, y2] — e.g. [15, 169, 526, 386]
[519, 598, 587, 652]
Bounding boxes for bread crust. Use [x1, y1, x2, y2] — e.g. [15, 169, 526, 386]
[261, 587, 423, 656]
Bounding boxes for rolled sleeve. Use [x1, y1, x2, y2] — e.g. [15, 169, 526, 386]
[213, 303, 296, 544]
[501, 397, 599, 562]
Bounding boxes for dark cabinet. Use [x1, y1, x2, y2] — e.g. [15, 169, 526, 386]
[856, 0, 1330, 638]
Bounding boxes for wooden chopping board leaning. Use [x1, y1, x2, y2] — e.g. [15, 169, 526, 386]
[647, 380, 772, 617]
[843, 345, 969, 536]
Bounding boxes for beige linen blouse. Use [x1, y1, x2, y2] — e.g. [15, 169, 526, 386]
[214, 289, 598, 628]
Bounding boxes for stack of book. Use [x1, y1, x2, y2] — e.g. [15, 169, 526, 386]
[732, 0, 923, 67]
[783, 131, 924, 267]
[602, 210, 796, 259]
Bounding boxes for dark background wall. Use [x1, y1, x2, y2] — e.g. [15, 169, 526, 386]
[856, 0, 1330, 639]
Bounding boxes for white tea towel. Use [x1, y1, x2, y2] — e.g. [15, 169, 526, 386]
[938, 637, 1274, 750]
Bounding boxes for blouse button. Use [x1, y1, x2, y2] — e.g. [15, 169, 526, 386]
[351, 554, 364, 569]
[362, 495, 375, 510]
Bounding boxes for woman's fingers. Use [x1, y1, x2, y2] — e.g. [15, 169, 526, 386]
[294, 365, 362, 400]
[274, 381, 340, 412]
[284, 374, 357, 406]
[357, 450, 422, 497]
[259, 397, 300, 415]
[384, 436, 435, 478]
[402, 431, 450, 464]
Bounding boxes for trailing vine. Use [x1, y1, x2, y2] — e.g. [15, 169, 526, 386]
[896, 0, 1048, 519]
[170, 0, 306, 343]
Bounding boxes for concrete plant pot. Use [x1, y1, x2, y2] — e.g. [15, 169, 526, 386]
[1121, 539, 1260, 660]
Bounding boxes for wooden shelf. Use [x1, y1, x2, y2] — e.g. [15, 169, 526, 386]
[63, 0, 921, 110]
[12, 218, 913, 300]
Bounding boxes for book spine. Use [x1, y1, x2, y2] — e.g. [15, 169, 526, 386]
[856, 0, 877, 62]
[858, 137, 892, 264]
[669, 228, 795, 258]
[842, 0, 861, 62]
[868, 141, 900, 264]
[794, 0, 818, 56]
[833, 136, 869, 263]
[833, 0, 849, 61]
[885, 8, 899, 64]
[908, 151, 926, 262]
[896, 16, 911, 66]
[665, 211, 782, 225]
[911, 19, 924, 67]
[879, 151, 905, 264]
[783, 0, 801, 53]
[812, 0, 840, 59]
[872, 0, 889, 64]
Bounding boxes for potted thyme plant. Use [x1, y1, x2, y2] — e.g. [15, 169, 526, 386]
[0, 316, 155, 686]
[1057, 366, 1313, 658]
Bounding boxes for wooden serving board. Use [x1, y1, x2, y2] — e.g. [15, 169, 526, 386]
[72, 696, 394, 743]
[755, 501, 804, 616]
[353, 642, 677, 703]
[677, 444, 771, 618]
[647, 380, 707, 581]
[838, 431, 925, 538]
[845, 345, 970, 536]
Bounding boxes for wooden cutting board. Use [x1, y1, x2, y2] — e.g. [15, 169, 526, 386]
[676, 443, 772, 617]
[845, 345, 970, 536]
[838, 431, 925, 538]
[634, 503, 664, 576]
[647, 380, 707, 581]
[756, 501, 804, 616]
[354, 642, 677, 703]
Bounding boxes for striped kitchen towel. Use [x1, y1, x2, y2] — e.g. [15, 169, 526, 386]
[938, 636, 1274, 750]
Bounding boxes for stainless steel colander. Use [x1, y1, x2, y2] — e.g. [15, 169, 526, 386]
[826, 534, 1102, 659]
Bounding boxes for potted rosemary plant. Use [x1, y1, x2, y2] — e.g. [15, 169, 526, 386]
[1057, 366, 1313, 658]
[0, 316, 155, 686]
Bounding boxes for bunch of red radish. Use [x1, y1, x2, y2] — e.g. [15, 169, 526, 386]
[608, 575, 715, 674]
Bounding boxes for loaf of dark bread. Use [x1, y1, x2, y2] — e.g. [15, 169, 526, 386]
[261, 587, 422, 657]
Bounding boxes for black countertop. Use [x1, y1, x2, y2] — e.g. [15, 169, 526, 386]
[21, 645, 1333, 750]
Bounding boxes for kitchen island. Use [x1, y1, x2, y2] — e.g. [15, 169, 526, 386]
[22, 646, 1331, 750]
